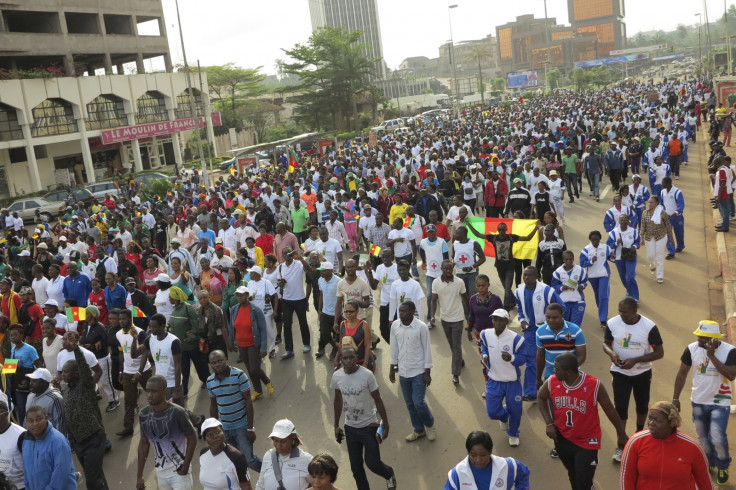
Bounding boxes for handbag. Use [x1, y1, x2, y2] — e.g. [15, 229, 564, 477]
[620, 247, 637, 261]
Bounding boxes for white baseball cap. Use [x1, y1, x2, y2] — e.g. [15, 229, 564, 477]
[317, 262, 334, 271]
[200, 418, 222, 435]
[269, 419, 299, 441]
[156, 273, 171, 283]
[26, 368, 52, 382]
[247, 266, 263, 276]
[235, 286, 251, 295]
[491, 308, 510, 319]
[44, 299, 59, 307]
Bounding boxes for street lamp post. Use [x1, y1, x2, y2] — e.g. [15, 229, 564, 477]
[173, 0, 208, 186]
[448, 4, 459, 117]
[543, 0, 551, 92]
[696, 13, 703, 68]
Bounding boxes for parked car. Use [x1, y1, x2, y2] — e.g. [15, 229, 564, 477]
[370, 118, 403, 133]
[219, 158, 236, 171]
[133, 172, 177, 185]
[43, 188, 94, 206]
[6, 198, 60, 223]
[395, 126, 414, 137]
[85, 181, 121, 200]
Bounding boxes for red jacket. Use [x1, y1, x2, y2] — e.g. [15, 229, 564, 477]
[484, 178, 508, 208]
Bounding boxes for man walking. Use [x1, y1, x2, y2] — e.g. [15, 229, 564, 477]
[660, 177, 685, 258]
[390, 301, 436, 442]
[514, 266, 562, 401]
[332, 346, 396, 490]
[115, 309, 152, 437]
[538, 353, 628, 490]
[206, 350, 261, 472]
[605, 141, 625, 191]
[673, 320, 736, 486]
[603, 297, 664, 462]
[136, 375, 197, 490]
[430, 260, 469, 385]
[479, 308, 534, 447]
[276, 247, 313, 359]
[317, 261, 340, 359]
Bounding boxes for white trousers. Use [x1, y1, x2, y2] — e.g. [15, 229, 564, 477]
[645, 236, 668, 280]
[552, 198, 565, 222]
[97, 355, 118, 403]
[264, 311, 275, 352]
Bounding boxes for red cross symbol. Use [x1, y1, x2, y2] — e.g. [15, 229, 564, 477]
[458, 255, 468, 264]
[430, 262, 438, 270]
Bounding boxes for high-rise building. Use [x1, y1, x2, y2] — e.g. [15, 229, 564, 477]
[309, 0, 386, 79]
[567, 0, 626, 56]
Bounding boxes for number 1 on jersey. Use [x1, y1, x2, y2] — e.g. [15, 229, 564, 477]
[565, 410, 574, 427]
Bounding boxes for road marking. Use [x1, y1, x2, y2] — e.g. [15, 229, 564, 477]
[600, 184, 613, 201]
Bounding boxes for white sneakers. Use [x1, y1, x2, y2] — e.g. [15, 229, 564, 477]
[508, 436, 520, 447]
[499, 419, 509, 431]
[426, 425, 437, 441]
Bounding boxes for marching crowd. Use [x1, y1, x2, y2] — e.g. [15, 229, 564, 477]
[0, 72, 732, 490]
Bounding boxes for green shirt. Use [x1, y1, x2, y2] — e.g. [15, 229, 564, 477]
[167, 303, 200, 351]
[562, 154, 578, 174]
[291, 207, 310, 233]
[640, 136, 653, 154]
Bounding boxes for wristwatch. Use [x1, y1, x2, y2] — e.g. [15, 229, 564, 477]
[246, 427, 256, 432]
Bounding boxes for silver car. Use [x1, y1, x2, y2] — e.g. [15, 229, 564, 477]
[6, 198, 59, 223]
[86, 181, 121, 200]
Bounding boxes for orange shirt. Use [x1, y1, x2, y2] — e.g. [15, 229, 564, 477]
[301, 192, 318, 213]
[233, 306, 254, 347]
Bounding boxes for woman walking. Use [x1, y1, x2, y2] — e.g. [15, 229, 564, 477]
[640, 196, 673, 284]
[607, 214, 641, 303]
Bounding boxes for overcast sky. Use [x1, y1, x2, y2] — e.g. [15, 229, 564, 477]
[154, 0, 729, 74]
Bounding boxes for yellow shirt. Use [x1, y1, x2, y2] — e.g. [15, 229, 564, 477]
[389, 203, 408, 224]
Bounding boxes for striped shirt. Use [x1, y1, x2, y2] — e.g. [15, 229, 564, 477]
[536, 321, 586, 378]
[206, 367, 251, 430]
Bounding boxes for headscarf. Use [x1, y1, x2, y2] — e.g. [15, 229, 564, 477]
[168, 286, 188, 303]
[649, 400, 681, 428]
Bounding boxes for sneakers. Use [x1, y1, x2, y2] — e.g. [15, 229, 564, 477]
[508, 436, 520, 447]
[718, 469, 730, 485]
[106, 401, 120, 412]
[315, 349, 325, 358]
[116, 427, 134, 437]
[302, 345, 311, 353]
[550, 448, 559, 458]
[710, 465, 718, 474]
[275, 334, 282, 345]
[386, 472, 397, 489]
[499, 419, 509, 431]
[426, 425, 437, 441]
[405, 431, 426, 442]
[657, 278, 664, 284]
[452, 375, 459, 385]
[251, 391, 263, 401]
[281, 351, 294, 360]
[522, 395, 537, 402]
[266, 382, 275, 396]
[269, 349, 276, 358]
[612, 447, 623, 462]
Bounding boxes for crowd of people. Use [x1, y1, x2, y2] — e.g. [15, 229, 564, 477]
[0, 72, 731, 489]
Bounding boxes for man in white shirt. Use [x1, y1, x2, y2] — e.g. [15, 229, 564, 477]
[276, 247, 313, 359]
[141, 208, 156, 229]
[389, 301, 436, 443]
[430, 260, 469, 385]
[314, 227, 343, 274]
[115, 309, 152, 437]
[388, 261, 425, 322]
[218, 218, 238, 251]
[387, 218, 416, 264]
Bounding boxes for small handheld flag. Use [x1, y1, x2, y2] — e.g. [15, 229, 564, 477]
[2, 359, 18, 374]
[130, 306, 147, 318]
[402, 217, 414, 228]
[369, 244, 381, 257]
[229, 166, 236, 175]
[66, 306, 86, 323]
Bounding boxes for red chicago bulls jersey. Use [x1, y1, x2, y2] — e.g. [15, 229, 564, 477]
[549, 372, 601, 450]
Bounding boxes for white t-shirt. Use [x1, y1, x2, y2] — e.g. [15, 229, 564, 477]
[388, 228, 415, 257]
[248, 278, 276, 315]
[56, 346, 98, 374]
[276, 260, 306, 301]
[0, 422, 25, 489]
[314, 239, 342, 272]
[154, 289, 174, 322]
[389, 278, 426, 320]
[32, 276, 50, 306]
[43, 335, 64, 374]
[46, 276, 65, 307]
[374, 263, 399, 306]
[115, 328, 151, 374]
[200, 446, 250, 490]
[330, 366, 379, 428]
[145, 333, 181, 388]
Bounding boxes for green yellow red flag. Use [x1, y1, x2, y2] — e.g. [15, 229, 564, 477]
[466, 217, 539, 260]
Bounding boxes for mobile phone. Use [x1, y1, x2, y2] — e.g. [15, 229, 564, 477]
[336, 428, 344, 443]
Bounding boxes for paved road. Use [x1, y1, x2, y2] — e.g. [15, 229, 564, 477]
[95, 138, 722, 489]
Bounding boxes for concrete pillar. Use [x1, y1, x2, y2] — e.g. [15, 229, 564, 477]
[104, 53, 113, 75]
[79, 134, 96, 184]
[64, 54, 75, 76]
[164, 53, 173, 73]
[135, 53, 144, 74]
[131, 139, 143, 172]
[116, 63, 124, 75]
[171, 132, 183, 168]
[22, 125, 42, 192]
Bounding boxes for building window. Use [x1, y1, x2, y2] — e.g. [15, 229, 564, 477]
[31, 98, 78, 137]
[86, 94, 127, 130]
[0, 103, 23, 142]
[175, 89, 203, 120]
[572, 0, 613, 22]
[136, 91, 168, 124]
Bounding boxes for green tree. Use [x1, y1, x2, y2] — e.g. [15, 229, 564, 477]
[465, 44, 491, 104]
[490, 77, 505, 91]
[365, 84, 388, 124]
[589, 66, 612, 88]
[204, 63, 266, 112]
[280, 26, 379, 131]
[570, 67, 590, 91]
[546, 68, 561, 90]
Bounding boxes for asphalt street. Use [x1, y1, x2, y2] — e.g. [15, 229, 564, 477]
[94, 140, 723, 489]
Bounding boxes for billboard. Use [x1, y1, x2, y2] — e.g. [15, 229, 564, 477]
[506, 70, 539, 89]
[574, 53, 649, 68]
[610, 44, 667, 56]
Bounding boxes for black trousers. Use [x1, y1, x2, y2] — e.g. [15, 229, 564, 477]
[379, 305, 391, 343]
[181, 348, 209, 395]
[611, 369, 652, 421]
[486, 205, 505, 218]
[496, 262, 516, 310]
[282, 298, 310, 352]
[318, 313, 337, 350]
[345, 424, 393, 490]
[71, 428, 109, 490]
[609, 168, 622, 191]
[555, 432, 599, 490]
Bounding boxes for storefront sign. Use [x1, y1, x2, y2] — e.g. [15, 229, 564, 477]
[101, 117, 205, 145]
[238, 157, 257, 174]
[212, 111, 222, 127]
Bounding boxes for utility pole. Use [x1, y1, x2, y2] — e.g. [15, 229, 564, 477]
[174, 0, 207, 187]
[544, 0, 551, 91]
[704, 0, 713, 72]
[727, 0, 733, 73]
[197, 60, 214, 177]
[696, 13, 703, 68]
[448, 4, 459, 117]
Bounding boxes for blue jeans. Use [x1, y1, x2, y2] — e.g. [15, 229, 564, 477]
[225, 427, 262, 472]
[425, 275, 437, 321]
[692, 402, 732, 470]
[588, 173, 601, 198]
[718, 197, 732, 230]
[666, 215, 685, 255]
[399, 374, 434, 433]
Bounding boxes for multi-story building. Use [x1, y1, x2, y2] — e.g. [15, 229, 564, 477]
[567, 0, 626, 56]
[439, 35, 502, 79]
[496, 15, 557, 74]
[308, 0, 386, 79]
[0, 0, 217, 199]
[0, 0, 172, 75]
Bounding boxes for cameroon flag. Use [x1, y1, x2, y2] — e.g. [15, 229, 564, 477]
[369, 244, 381, 257]
[66, 306, 86, 322]
[466, 217, 539, 260]
[288, 164, 295, 174]
[289, 148, 299, 169]
[130, 306, 147, 318]
[402, 217, 414, 228]
[2, 359, 18, 374]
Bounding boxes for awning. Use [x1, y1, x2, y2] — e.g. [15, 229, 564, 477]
[228, 132, 330, 158]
